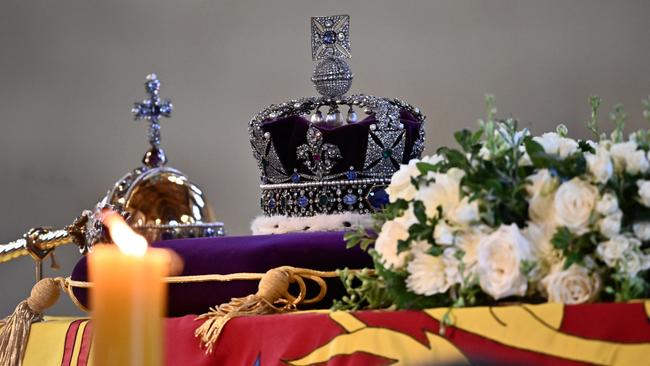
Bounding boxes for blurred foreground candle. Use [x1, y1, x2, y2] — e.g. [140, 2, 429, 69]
[89, 213, 168, 366]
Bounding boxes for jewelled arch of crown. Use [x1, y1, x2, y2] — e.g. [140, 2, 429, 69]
[248, 15, 426, 220]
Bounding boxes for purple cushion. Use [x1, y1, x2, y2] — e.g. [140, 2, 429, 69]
[71, 231, 371, 316]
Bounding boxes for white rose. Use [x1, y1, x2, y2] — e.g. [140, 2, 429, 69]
[596, 235, 630, 268]
[533, 132, 561, 155]
[637, 180, 650, 207]
[386, 160, 420, 202]
[625, 149, 650, 175]
[585, 147, 614, 183]
[394, 204, 418, 228]
[448, 197, 479, 226]
[621, 250, 644, 277]
[415, 168, 465, 218]
[542, 264, 600, 304]
[553, 178, 598, 234]
[526, 169, 558, 225]
[596, 193, 619, 216]
[633, 221, 650, 241]
[558, 138, 579, 159]
[610, 141, 638, 172]
[421, 154, 444, 165]
[406, 247, 461, 296]
[598, 210, 622, 238]
[476, 224, 534, 300]
[533, 133, 578, 158]
[524, 223, 561, 266]
[434, 220, 455, 245]
[455, 225, 492, 273]
[375, 220, 410, 269]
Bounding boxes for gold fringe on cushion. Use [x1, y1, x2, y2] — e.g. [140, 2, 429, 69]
[195, 266, 337, 353]
[0, 278, 62, 366]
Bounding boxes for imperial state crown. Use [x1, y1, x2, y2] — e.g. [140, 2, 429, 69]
[250, 15, 426, 234]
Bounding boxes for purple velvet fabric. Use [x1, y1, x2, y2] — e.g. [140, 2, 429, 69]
[71, 231, 372, 316]
[262, 111, 422, 176]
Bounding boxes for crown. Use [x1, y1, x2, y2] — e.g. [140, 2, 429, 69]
[249, 15, 426, 222]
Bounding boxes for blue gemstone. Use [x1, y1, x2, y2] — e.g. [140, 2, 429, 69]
[346, 170, 357, 180]
[268, 198, 277, 209]
[323, 30, 337, 44]
[297, 196, 309, 208]
[367, 187, 390, 210]
[343, 194, 358, 205]
[204, 227, 215, 237]
[291, 172, 301, 183]
[146, 79, 160, 93]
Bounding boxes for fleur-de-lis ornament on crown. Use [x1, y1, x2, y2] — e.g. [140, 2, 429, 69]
[131, 73, 173, 167]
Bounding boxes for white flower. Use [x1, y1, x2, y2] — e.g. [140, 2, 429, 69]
[598, 210, 622, 238]
[585, 146, 613, 183]
[524, 223, 561, 266]
[375, 220, 410, 269]
[621, 250, 645, 277]
[406, 247, 461, 296]
[455, 225, 491, 272]
[415, 168, 465, 218]
[421, 154, 445, 165]
[596, 193, 619, 216]
[553, 178, 598, 234]
[434, 220, 455, 245]
[596, 235, 630, 268]
[526, 169, 558, 225]
[610, 141, 638, 172]
[625, 150, 650, 175]
[542, 264, 600, 304]
[637, 180, 650, 207]
[476, 224, 534, 300]
[533, 132, 578, 158]
[386, 159, 421, 203]
[633, 221, 650, 241]
[448, 197, 479, 226]
[394, 204, 418, 228]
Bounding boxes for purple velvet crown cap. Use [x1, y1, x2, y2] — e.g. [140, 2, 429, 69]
[261, 110, 422, 179]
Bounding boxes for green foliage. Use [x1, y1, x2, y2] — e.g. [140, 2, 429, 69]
[340, 94, 650, 312]
[550, 227, 597, 269]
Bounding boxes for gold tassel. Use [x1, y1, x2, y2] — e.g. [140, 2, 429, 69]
[0, 278, 61, 366]
[195, 266, 330, 353]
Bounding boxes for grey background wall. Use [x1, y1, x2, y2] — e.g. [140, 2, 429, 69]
[0, 0, 648, 315]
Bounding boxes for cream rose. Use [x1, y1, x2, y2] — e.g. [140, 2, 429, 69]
[553, 178, 598, 234]
[375, 220, 410, 269]
[585, 147, 614, 184]
[415, 168, 465, 218]
[386, 160, 420, 202]
[610, 141, 638, 172]
[542, 264, 600, 304]
[526, 169, 558, 225]
[633, 222, 650, 241]
[533, 132, 578, 158]
[448, 197, 479, 226]
[476, 224, 534, 300]
[596, 193, 618, 216]
[637, 180, 650, 207]
[596, 235, 630, 268]
[434, 220, 455, 245]
[626, 150, 650, 175]
[598, 211, 622, 238]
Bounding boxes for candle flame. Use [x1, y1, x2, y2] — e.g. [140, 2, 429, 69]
[103, 212, 148, 256]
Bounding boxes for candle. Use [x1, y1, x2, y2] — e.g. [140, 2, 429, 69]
[89, 213, 168, 366]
